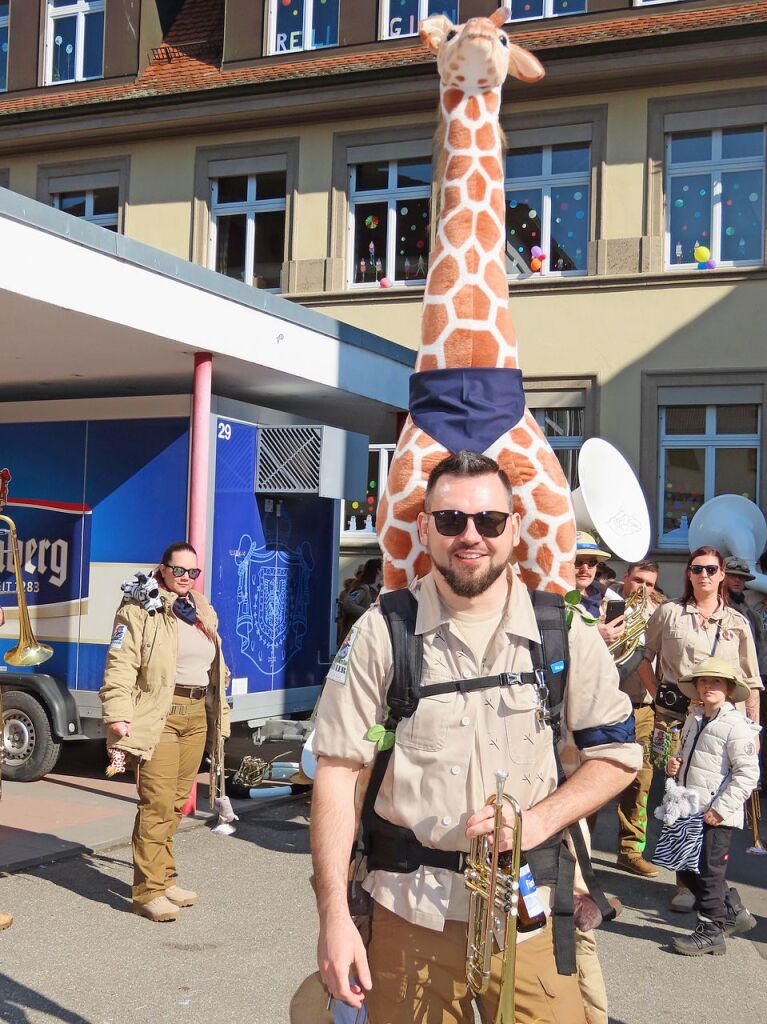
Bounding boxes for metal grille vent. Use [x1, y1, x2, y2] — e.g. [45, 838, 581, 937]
[255, 425, 322, 494]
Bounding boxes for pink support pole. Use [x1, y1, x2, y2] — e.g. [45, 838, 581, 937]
[189, 352, 213, 593]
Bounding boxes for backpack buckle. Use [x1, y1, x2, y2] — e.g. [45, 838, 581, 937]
[499, 672, 522, 687]
[534, 669, 551, 725]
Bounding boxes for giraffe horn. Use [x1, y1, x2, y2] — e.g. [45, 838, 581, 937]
[489, 6, 510, 27]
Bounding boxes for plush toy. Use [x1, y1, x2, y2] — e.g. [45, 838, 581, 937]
[654, 777, 701, 826]
[121, 569, 162, 615]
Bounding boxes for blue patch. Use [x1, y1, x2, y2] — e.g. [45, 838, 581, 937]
[550, 660, 565, 674]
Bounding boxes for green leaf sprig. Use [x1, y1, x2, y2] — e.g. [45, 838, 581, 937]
[366, 724, 395, 751]
[564, 589, 597, 630]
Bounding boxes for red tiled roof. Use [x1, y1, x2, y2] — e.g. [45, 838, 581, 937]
[0, 0, 764, 119]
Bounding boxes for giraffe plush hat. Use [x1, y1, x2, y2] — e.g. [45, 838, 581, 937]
[377, 6, 577, 595]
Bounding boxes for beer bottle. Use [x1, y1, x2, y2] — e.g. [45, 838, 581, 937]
[511, 854, 547, 932]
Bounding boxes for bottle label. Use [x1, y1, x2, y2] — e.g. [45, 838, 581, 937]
[519, 863, 545, 918]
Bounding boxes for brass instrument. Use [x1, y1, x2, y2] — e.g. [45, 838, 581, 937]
[746, 790, 767, 856]
[465, 769, 522, 1024]
[0, 513, 53, 667]
[608, 585, 650, 666]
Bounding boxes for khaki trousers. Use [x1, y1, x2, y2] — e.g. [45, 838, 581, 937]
[366, 903, 587, 1024]
[132, 695, 207, 905]
[616, 704, 655, 856]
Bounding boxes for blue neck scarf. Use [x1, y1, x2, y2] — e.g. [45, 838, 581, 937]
[174, 594, 197, 626]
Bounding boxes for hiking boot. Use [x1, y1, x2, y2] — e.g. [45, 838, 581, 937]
[133, 896, 180, 922]
[165, 884, 198, 907]
[616, 853, 658, 878]
[725, 907, 757, 937]
[0, 912, 13, 931]
[670, 885, 696, 912]
[672, 921, 725, 956]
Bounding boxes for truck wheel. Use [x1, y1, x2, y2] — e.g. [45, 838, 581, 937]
[2, 691, 62, 782]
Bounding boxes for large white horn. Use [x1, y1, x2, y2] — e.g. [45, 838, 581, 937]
[572, 438, 651, 563]
[689, 494, 767, 594]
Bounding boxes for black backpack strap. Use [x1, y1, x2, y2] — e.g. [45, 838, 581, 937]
[528, 590, 569, 744]
[379, 589, 423, 723]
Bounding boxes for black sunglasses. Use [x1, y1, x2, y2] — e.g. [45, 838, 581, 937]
[576, 558, 599, 568]
[164, 564, 202, 579]
[689, 564, 719, 576]
[428, 510, 510, 538]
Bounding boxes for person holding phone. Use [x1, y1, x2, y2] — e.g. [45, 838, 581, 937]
[573, 532, 623, 646]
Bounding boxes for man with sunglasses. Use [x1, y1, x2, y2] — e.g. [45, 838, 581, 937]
[311, 451, 641, 1024]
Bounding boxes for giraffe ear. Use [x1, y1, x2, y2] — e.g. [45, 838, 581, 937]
[507, 43, 545, 83]
[489, 7, 511, 28]
[419, 14, 453, 54]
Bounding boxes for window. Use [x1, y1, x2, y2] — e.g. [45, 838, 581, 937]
[658, 402, 760, 547]
[45, 0, 104, 85]
[508, 1, 586, 22]
[533, 407, 584, 488]
[209, 170, 287, 290]
[381, 2, 459, 39]
[268, 0, 339, 54]
[666, 126, 765, 269]
[52, 185, 118, 229]
[505, 142, 590, 276]
[343, 445, 395, 534]
[349, 157, 431, 287]
[0, 3, 8, 93]
[634, 1, 692, 6]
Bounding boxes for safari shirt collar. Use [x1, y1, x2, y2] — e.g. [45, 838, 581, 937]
[683, 601, 725, 622]
[410, 566, 541, 645]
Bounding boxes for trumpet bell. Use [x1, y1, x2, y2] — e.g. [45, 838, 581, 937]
[4, 640, 54, 668]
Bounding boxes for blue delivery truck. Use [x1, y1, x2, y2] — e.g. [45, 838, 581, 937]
[0, 395, 366, 781]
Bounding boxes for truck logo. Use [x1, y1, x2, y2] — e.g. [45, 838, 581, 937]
[234, 534, 314, 675]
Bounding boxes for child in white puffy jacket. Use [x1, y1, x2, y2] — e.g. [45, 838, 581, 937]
[665, 656, 760, 956]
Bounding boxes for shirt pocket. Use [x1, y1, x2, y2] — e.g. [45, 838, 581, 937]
[500, 686, 544, 766]
[396, 693, 453, 751]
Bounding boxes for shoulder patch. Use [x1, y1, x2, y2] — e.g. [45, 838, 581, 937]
[110, 624, 128, 650]
[327, 626, 360, 685]
[744, 742, 756, 756]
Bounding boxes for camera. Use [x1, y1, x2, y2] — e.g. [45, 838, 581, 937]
[655, 683, 690, 716]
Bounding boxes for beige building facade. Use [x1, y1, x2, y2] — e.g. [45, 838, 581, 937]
[1, 0, 766, 592]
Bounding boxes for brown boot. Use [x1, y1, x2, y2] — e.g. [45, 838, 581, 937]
[165, 884, 197, 907]
[616, 853, 659, 877]
[133, 895, 180, 922]
[0, 913, 13, 931]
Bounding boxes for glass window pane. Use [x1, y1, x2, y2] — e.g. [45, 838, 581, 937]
[353, 202, 389, 283]
[716, 404, 759, 435]
[509, 0, 544, 19]
[553, 0, 586, 12]
[722, 127, 764, 161]
[215, 214, 247, 282]
[721, 169, 763, 263]
[216, 176, 248, 205]
[665, 406, 705, 434]
[253, 209, 286, 289]
[551, 142, 590, 176]
[387, 0, 419, 36]
[51, 15, 77, 82]
[274, 0, 305, 52]
[427, 2, 460, 20]
[670, 131, 712, 165]
[59, 192, 87, 217]
[550, 184, 589, 271]
[555, 449, 580, 490]
[662, 448, 705, 538]
[506, 147, 543, 180]
[668, 173, 711, 265]
[355, 162, 389, 192]
[397, 158, 431, 189]
[255, 170, 286, 201]
[92, 186, 118, 216]
[311, 0, 339, 49]
[540, 407, 584, 439]
[505, 187, 542, 274]
[0, 25, 8, 93]
[83, 10, 104, 79]
[395, 196, 430, 281]
[0, 2, 9, 12]
[715, 448, 758, 501]
[345, 448, 380, 531]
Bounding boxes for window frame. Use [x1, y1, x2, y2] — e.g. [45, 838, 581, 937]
[0, 2, 9, 94]
[51, 185, 119, 229]
[507, 1, 587, 23]
[633, 1, 691, 6]
[44, 0, 105, 86]
[525, 377, 595, 489]
[664, 126, 766, 271]
[379, 2, 460, 41]
[266, 0, 340, 56]
[341, 443, 396, 540]
[36, 157, 130, 233]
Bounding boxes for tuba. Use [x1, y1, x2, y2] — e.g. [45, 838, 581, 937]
[608, 584, 651, 666]
[688, 494, 767, 594]
[0, 470, 53, 667]
[465, 769, 522, 1024]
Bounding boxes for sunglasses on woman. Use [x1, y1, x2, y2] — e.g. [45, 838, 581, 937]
[689, 564, 719, 576]
[164, 564, 202, 579]
[428, 510, 510, 538]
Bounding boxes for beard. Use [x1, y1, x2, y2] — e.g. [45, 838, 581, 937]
[431, 551, 507, 598]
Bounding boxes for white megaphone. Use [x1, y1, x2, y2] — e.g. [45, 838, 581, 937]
[688, 495, 767, 594]
[571, 438, 651, 563]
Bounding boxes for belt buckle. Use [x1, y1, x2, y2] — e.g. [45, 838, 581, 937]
[499, 672, 521, 687]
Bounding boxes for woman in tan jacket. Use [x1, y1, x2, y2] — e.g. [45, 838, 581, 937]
[100, 542, 230, 923]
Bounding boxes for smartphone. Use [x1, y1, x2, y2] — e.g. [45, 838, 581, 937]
[605, 599, 625, 623]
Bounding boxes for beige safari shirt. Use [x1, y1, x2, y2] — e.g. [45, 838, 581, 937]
[314, 569, 642, 932]
[600, 586, 666, 706]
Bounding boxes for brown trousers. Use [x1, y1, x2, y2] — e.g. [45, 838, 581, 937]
[132, 695, 207, 905]
[616, 704, 655, 857]
[366, 903, 587, 1024]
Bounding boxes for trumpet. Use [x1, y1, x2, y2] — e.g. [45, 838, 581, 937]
[465, 769, 522, 1024]
[608, 584, 650, 666]
[746, 790, 767, 856]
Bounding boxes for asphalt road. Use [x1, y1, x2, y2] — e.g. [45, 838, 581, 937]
[0, 784, 765, 1024]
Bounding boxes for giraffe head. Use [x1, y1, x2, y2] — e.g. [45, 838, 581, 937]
[419, 6, 544, 93]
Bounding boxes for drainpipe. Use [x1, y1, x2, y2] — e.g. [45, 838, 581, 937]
[189, 352, 212, 593]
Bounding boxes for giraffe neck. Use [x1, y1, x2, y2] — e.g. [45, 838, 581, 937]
[416, 83, 519, 373]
